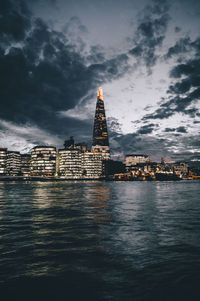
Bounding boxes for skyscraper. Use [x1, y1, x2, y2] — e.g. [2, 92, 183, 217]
[92, 87, 110, 159]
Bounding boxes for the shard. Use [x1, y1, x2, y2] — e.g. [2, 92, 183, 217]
[92, 87, 110, 159]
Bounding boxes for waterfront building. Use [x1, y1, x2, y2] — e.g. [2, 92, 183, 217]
[6, 151, 21, 176]
[57, 148, 82, 178]
[0, 148, 7, 176]
[82, 151, 103, 178]
[30, 146, 56, 177]
[91, 87, 110, 160]
[173, 162, 189, 177]
[57, 137, 103, 179]
[125, 154, 150, 171]
[21, 154, 31, 177]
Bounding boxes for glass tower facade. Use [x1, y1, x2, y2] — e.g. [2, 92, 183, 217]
[92, 87, 110, 159]
[92, 87, 109, 147]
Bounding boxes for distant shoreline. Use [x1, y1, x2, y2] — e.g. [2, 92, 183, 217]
[0, 176, 103, 181]
[0, 176, 197, 182]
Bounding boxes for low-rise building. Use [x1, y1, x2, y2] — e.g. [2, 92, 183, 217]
[6, 151, 21, 176]
[173, 162, 189, 177]
[125, 154, 150, 171]
[31, 146, 56, 177]
[57, 148, 82, 178]
[82, 151, 103, 178]
[0, 148, 7, 176]
[91, 145, 110, 160]
[57, 138, 104, 179]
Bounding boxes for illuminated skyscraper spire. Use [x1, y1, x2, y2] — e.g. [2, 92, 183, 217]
[92, 87, 110, 159]
[97, 86, 103, 100]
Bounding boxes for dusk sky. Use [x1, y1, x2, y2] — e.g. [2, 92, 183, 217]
[0, 0, 200, 161]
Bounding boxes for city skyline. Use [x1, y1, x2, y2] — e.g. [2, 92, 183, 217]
[0, 0, 200, 162]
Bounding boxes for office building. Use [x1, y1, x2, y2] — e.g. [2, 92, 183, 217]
[82, 151, 103, 178]
[6, 151, 21, 176]
[0, 148, 7, 176]
[173, 162, 189, 177]
[57, 148, 82, 178]
[31, 146, 56, 177]
[57, 137, 103, 178]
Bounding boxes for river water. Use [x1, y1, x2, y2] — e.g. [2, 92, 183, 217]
[0, 181, 200, 300]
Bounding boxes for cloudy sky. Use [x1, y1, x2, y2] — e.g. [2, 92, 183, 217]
[0, 0, 200, 161]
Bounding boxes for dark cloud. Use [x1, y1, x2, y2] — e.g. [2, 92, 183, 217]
[107, 117, 122, 134]
[110, 131, 200, 161]
[137, 123, 158, 135]
[164, 127, 176, 132]
[0, 0, 31, 44]
[110, 131, 169, 160]
[142, 36, 200, 121]
[176, 126, 187, 133]
[170, 57, 200, 79]
[86, 45, 105, 64]
[0, 0, 129, 143]
[143, 95, 200, 120]
[168, 79, 192, 94]
[165, 37, 192, 59]
[164, 36, 200, 61]
[129, 0, 170, 71]
[165, 126, 187, 133]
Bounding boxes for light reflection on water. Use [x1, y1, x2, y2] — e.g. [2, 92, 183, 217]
[0, 181, 200, 300]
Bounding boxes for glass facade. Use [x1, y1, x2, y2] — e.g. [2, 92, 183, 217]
[57, 149, 103, 179]
[82, 151, 103, 178]
[0, 148, 7, 176]
[57, 149, 82, 178]
[31, 146, 56, 177]
[92, 87, 110, 159]
[6, 151, 21, 176]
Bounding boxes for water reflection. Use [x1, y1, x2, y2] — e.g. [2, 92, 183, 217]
[19, 181, 113, 277]
[0, 181, 200, 301]
[0, 183, 6, 220]
[82, 182, 111, 223]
